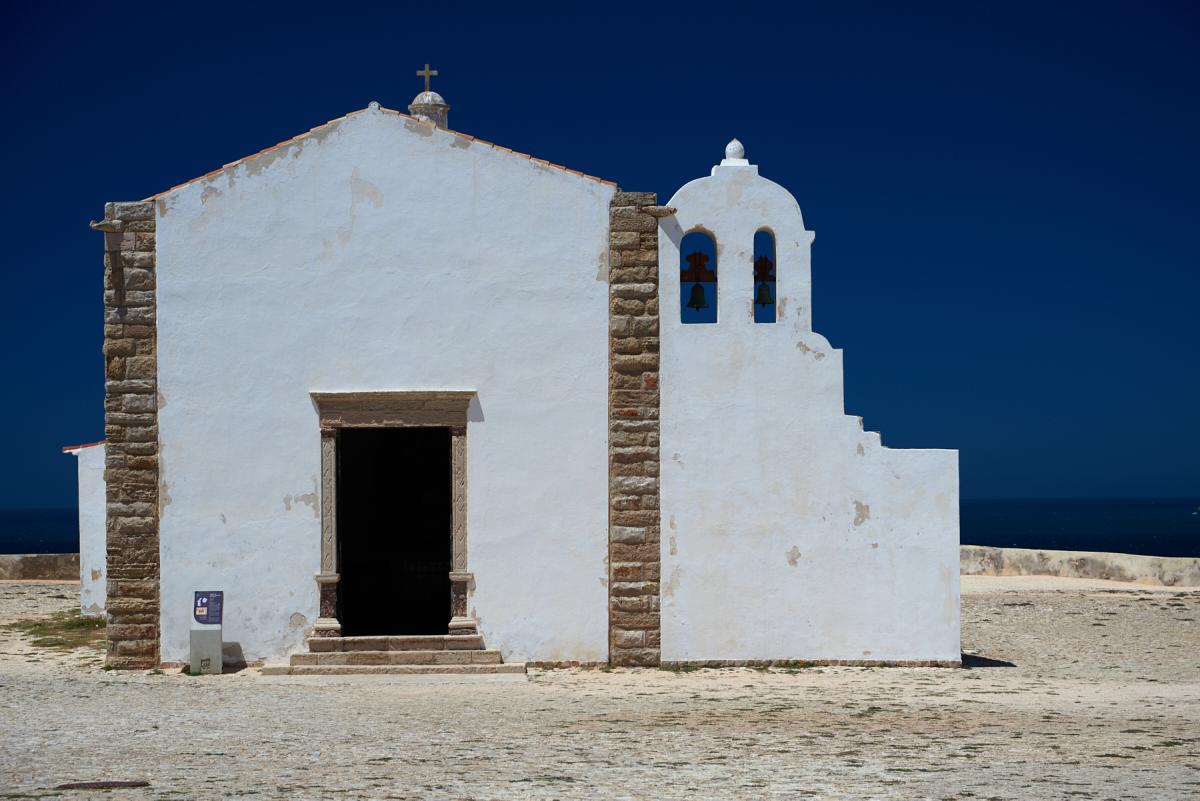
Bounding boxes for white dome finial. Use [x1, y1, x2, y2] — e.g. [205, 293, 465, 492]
[719, 138, 750, 168]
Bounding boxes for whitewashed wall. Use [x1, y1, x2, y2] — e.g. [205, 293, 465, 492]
[68, 443, 107, 616]
[154, 107, 614, 664]
[659, 149, 960, 662]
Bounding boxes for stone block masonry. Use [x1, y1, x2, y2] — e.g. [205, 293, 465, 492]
[98, 201, 160, 669]
[608, 191, 661, 667]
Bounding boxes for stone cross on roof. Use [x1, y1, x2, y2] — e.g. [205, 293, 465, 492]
[409, 64, 449, 127]
[416, 64, 439, 92]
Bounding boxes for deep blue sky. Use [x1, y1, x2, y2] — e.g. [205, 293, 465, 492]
[2, 1, 1197, 508]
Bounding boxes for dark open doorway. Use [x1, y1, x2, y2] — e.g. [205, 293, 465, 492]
[337, 427, 452, 636]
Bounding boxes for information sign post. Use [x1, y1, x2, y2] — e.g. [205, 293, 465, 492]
[189, 591, 224, 675]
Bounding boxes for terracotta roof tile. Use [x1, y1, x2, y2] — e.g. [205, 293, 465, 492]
[148, 105, 614, 200]
[62, 440, 105, 453]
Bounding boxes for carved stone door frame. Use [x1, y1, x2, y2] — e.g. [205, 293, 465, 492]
[310, 391, 476, 638]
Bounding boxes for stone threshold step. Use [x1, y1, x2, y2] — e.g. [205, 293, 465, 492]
[262, 663, 526, 676]
[292, 649, 503, 666]
[307, 635, 485, 653]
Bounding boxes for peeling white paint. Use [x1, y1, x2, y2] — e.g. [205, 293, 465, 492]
[659, 146, 960, 663]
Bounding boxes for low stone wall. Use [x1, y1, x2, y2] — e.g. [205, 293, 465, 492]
[5, 547, 1194, 593]
[0, 553, 80, 581]
[961, 545, 1200, 587]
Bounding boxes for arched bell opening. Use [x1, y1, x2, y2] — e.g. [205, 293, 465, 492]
[680, 229, 718, 325]
[753, 229, 777, 324]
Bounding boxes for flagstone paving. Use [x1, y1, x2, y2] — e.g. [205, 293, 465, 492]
[1, 577, 1197, 800]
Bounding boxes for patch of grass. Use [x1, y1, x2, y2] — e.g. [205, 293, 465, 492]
[663, 661, 763, 672]
[1, 609, 105, 650]
[31, 636, 68, 647]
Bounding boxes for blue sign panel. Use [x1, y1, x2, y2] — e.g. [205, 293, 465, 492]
[193, 591, 223, 625]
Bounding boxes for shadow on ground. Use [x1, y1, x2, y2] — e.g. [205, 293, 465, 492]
[962, 653, 1016, 668]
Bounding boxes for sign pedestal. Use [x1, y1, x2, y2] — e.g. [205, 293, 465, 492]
[190, 591, 224, 675]
[189, 623, 222, 675]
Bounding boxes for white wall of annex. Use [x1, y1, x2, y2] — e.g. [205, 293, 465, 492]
[69, 443, 107, 617]
[659, 155, 960, 663]
[154, 108, 614, 664]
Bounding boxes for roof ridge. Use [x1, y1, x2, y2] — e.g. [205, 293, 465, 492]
[147, 105, 615, 201]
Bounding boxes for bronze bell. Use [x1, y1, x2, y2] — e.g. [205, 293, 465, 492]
[754, 281, 773, 307]
[686, 283, 708, 310]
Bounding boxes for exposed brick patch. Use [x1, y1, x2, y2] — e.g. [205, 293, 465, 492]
[99, 201, 160, 669]
[608, 191, 661, 667]
[525, 661, 609, 670]
[661, 659, 963, 669]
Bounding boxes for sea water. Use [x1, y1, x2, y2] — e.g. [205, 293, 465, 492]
[961, 498, 1199, 558]
[0, 509, 77, 554]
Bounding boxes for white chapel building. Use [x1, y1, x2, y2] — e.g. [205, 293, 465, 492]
[83, 74, 960, 672]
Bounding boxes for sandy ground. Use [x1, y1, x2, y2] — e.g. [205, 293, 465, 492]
[0, 578, 1197, 800]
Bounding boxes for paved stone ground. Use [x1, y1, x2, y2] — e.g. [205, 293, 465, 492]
[0, 577, 1197, 800]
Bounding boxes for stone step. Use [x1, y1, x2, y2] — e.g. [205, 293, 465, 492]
[306, 635, 485, 653]
[290, 649, 503, 667]
[262, 663, 526, 676]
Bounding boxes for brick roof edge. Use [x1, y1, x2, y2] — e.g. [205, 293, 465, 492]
[62, 440, 106, 453]
[146, 105, 616, 201]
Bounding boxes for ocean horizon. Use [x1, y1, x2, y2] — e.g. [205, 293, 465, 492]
[0, 498, 1197, 558]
